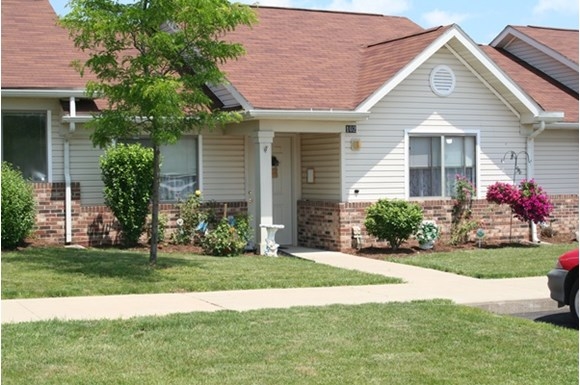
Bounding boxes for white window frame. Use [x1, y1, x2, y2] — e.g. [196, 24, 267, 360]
[404, 128, 480, 199]
[119, 134, 201, 202]
[1, 109, 52, 182]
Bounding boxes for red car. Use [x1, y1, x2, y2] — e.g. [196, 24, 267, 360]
[547, 248, 579, 319]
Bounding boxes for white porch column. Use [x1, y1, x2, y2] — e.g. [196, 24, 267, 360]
[251, 131, 275, 254]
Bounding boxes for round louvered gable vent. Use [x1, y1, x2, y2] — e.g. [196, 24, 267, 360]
[429, 65, 455, 96]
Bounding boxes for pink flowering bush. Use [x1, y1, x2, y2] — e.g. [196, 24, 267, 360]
[450, 175, 478, 245]
[486, 179, 553, 224]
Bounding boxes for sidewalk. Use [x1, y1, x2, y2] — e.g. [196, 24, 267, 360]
[1, 247, 558, 324]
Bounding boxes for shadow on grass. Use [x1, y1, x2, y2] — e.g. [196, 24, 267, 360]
[2, 247, 205, 282]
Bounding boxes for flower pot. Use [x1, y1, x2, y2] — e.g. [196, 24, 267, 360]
[419, 240, 434, 250]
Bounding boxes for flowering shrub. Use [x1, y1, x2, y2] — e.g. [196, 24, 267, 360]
[172, 190, 212, 245]
[450, 175, 478, 245]
[200, 214, 251, 256]
[486, 179, 553, 224]
[486, 182, 519, 206]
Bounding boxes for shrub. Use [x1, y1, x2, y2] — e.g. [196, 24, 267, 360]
[364, 199, 423, 250]
[147, 214, 167, 244]
[100, 143, 154, 246]
[1, 162, 36, 248]
[200, 214, 251, 256]
[173, 190, 206, 245]
[486, 179, 553, 224]
[450, 175, 478, 245]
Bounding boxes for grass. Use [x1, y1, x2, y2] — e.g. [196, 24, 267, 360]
[2, 301, 577, 385]
[384, 243, 578, 278]
[1, 247, 400, 299]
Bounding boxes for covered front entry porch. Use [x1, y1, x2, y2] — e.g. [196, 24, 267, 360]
[234, 119, 351, 255]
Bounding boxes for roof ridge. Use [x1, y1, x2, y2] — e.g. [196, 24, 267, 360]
[516, 25, 579, 32]
[249, 4, 412, 19]
[365, 25, 446, 48]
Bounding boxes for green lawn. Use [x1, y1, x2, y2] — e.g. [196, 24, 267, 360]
[1, 247, 400, 299]
[2, 301, 577, 385]
[384, 243, 577, 278]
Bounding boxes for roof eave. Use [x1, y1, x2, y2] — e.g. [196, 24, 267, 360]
[244, 109, 370, 121]
[1, 88, 88, 98]
[490, 26, 579, 71]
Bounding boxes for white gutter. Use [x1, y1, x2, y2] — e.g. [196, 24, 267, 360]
[244, 109, 370, 121]
[62, 115, 94, 124]
[2, 89, 87, 98]
[543, 122, 579, 130]
[526, 120, 547, 243]
[64, 96, 77, 244]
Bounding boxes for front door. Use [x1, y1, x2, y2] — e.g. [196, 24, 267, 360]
[272, 136, 293, 245]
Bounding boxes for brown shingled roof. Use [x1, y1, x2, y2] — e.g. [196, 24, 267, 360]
[511, 25, 579, 65]
[222, 6, 424, 110]
[482, 45, 578, 123]
[1, 0, 91, 89]
[356, 26, 450, 106]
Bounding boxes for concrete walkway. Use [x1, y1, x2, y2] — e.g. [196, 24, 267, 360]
[1, 247, 558, 324]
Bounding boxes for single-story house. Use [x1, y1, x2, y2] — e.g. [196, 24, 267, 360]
[2, 0, 578, 252]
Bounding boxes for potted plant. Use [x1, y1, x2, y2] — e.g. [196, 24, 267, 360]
[416, 220, 440, 249]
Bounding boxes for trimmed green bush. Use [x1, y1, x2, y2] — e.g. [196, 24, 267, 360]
[1, 162, 36, 248]
[100, 144, 154, 246]
[364, 199, 423, 250]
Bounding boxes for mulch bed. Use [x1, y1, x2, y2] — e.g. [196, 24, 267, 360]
[354, 232, 577, 260]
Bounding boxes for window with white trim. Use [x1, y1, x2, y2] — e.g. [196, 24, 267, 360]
[409, 135, 476, 197]
[2, 111, 48, 181]
[123, 136, 199, 202]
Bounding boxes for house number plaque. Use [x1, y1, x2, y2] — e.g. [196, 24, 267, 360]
[345, 124, 357, 133]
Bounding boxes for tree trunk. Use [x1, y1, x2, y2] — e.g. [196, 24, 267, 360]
[149, 144, 161, 265]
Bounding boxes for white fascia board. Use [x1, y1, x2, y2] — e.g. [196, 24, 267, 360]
[245, 109, 370, 121]
[1, 89, 88, 98]
[490, 27, 578, 71]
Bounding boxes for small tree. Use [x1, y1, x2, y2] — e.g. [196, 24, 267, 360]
[487, 179, 553, 224]
[61, 0, 256, 264]
[100, 143, 154, 246]
[1, 162, 36, 248]
[364, 199, 423, 250]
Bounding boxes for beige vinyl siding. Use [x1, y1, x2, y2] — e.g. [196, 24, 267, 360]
[534, 130, 579, 194]
[202, 134, 245, 201]
[503, 39, 578, 93]
[2, 98, 64, 183]
[344, 47, 523, 201]
[301, 133, 341, 200]
[69, 127, 105, 205]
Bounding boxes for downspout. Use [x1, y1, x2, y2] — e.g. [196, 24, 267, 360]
[527, 120, 546, 243]
[64, 96, 76, 244]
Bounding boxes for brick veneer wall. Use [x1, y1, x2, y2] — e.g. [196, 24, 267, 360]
[298, 195, 579, 252]
[31, 182, 247, 247]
